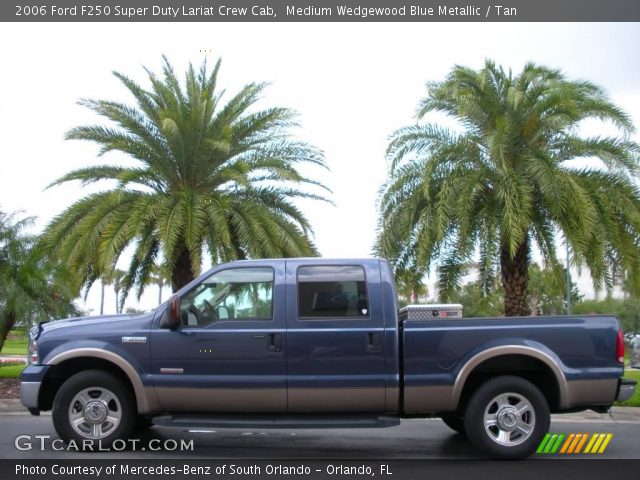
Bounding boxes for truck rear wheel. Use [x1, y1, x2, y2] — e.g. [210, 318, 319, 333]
[52, 369, 136, 449]
[463, 375, 549, 459]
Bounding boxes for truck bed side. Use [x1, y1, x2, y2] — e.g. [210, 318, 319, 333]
[401, 315, 622, 413]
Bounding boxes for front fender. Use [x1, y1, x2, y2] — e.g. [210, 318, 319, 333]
[42, 342, 160, 414]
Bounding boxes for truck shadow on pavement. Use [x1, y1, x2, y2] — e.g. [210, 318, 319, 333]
[129, 426, 479, 459]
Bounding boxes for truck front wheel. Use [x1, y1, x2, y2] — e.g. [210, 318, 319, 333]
[463, 375, 550, 459]
[440, 412, 466, 435]
[52, 370, 136, 449]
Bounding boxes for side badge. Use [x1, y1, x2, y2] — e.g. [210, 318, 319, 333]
[160, 368, 184, 375]
[122, 336, 147, 344]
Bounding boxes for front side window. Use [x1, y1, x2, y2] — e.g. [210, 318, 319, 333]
[180, 267, 274, 326]
[297, 265, 369, 319]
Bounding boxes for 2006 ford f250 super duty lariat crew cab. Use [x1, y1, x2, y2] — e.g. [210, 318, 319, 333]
[20, 258, 636, 458]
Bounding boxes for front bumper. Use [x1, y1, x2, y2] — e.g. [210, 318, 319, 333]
[20, 382, 41, 412]
[616, 378, 637, 402]
[19, 365, 50, 415]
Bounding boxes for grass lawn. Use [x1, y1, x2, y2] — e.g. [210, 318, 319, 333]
[0, 364, 25, 379]
[615, 369, 640, 407]
[0, 331, 28, 356]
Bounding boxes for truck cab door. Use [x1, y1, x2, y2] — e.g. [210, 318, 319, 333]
[285, 260, 388, 412]
[150, 262, 286, 412]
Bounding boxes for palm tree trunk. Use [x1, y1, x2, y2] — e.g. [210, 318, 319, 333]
[158, 281, 163, 306]
[501, 239, 531, 317]
[100, 281, 105, 315]
[171, 244, 194, 292]
[0, 311, 17, 353]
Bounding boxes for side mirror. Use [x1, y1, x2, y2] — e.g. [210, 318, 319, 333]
[159, 295, 181, 329]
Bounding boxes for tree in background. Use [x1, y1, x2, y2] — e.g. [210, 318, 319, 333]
[98, 274, 111, 315]
[395, 267, 428, 306]
[448, 281, 503, 318]
[573, 297, 640, 334]
[528, 263, 582, 315]
[110, 269, 127, 314]
[0, 210, 79, 351]
[148, 263, 171, 306]
[44, 56, 330, 304]
[377, 60, 640, 316]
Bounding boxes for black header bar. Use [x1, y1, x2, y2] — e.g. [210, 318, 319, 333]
[3, 0, 640, 22]
[4, 459, 640, 480]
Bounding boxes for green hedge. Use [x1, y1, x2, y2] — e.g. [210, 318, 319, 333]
[0, 364, 25, 379]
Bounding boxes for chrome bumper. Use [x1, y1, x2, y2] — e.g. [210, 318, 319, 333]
[20, 381, 41, 410]
[616, 378, 637, 402]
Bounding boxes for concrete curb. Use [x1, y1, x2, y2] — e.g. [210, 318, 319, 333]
[555, 406, 640, 422]
[0, 399, 26, 413]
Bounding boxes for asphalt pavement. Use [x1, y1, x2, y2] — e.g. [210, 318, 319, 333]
[1, 409, 639, 459]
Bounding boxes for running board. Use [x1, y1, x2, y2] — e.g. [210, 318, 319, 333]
[152, 414, 401, 429]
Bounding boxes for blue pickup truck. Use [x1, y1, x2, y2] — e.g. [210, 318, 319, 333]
[20, 258, 636, 458]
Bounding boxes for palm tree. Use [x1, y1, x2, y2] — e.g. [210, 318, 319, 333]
[376, 60, 640, 316]
[395, 267, 428, 304]
[44, 56, 330, 303]
[109, 269, 126, 314]
[0, 210, 78, 351]
[98, 275, 111, 315]
[148, 263, 170, 306]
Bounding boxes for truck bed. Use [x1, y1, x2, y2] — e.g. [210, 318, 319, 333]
[401, 315, 622, 413]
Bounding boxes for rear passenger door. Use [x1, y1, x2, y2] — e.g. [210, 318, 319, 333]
[285, 261, 387, 412]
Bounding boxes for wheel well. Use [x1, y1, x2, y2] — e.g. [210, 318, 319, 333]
[458, 354, 561, 413]
[39, 357, 137, 412]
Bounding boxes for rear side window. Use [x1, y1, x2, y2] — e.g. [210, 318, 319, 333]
[297, 265, 369, 319]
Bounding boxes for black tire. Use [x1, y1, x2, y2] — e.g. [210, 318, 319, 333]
[135, 416, 154, 430]
[463, 375, 550, 459]
[52, 369, 136, 449]
[440, 412, 466, 435]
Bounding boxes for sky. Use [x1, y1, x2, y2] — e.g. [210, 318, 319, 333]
[0, 22, 639, 314]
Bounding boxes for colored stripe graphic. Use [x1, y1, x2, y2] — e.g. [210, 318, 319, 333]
[537, 433, 613, 454]
[567, 433, 583, 453]
[543, 434, 558, 453]
[550, 433, 565, 453]
[537, 433, 565, 454]
[559, 433, 574, 454]
[584, 434, 598, 453]
[592, 433, 607, 452]
[574, 433, 589, 453]
[584, 433, 613, 454]
[536, 433, 551, 453]
[598, 434, 613, 453]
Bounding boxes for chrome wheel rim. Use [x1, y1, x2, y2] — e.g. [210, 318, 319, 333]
[68, 387, 122, 439]
[483, 392, 535, 446]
